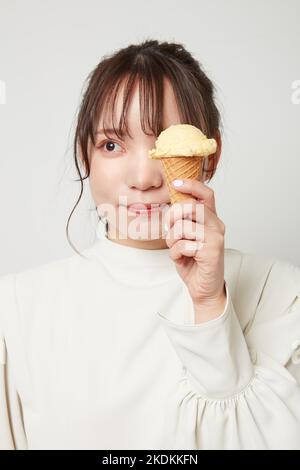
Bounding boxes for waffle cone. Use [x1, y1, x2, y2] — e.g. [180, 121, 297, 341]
[161, 156, 204, 204]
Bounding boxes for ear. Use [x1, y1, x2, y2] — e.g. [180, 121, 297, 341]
[202, 130, 222, 182]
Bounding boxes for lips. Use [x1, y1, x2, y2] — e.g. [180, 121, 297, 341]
[128, 203, 161, 210]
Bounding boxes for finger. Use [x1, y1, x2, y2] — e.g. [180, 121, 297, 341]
[172, 178, 216, 213]
[169, 239, 205, 262]
[165, 219, 205, 249]
[169, 230, 224, 263]
[165, 198, 223, 233]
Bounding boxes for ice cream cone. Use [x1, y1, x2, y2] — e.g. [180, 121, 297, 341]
[161, 156, 204, 204]
[148, 124, 217, 205]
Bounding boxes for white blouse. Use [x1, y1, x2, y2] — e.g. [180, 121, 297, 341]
[1, 220, 300, 450]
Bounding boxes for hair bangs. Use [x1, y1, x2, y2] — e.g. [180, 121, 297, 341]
[91, 65, 175, 144]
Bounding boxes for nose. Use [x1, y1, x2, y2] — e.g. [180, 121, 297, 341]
[127, 151, 163, 191]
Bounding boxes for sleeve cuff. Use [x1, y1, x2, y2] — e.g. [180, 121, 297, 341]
[156, 281, 255, 399]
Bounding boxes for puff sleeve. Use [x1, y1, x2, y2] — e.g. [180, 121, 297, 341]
[0, 274, 27, 450]
[156, 257, 300, 450]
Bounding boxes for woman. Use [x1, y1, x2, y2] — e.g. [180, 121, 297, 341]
[1, 39, 300, 450]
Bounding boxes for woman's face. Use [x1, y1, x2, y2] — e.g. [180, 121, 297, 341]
[87, 78, 209, 249]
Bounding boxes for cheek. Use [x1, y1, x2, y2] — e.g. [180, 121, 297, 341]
[89, 158, 124, 204]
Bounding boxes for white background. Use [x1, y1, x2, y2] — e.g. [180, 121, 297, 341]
[0, 0, 299, 275]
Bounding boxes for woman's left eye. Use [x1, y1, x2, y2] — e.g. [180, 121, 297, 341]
[98, 140, 123, 153]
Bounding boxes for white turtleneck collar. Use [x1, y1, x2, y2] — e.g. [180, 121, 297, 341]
[82, 220, 181, 288]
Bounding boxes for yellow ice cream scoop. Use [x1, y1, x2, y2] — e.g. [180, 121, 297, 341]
[148, 124, 217, 203]
[148, 124, 217, 159]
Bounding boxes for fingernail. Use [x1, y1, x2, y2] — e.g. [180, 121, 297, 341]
[185, 241, 203, 251]
[172, 179, 183, 187]
[163, 222, 169, 233]
[185, 241, 196, 251]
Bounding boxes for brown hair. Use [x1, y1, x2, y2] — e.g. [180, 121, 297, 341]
[67, 39, 222, 256]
